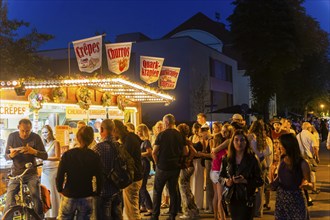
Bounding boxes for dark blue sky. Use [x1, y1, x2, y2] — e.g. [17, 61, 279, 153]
[7, 0, 330, 50]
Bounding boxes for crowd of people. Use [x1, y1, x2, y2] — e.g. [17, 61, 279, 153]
[3, 113, 329, 220]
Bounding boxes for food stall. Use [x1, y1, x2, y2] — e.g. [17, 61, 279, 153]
[0, 76, 175, 197]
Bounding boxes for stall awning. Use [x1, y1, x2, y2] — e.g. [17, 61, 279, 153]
[1, 77, 175, 104]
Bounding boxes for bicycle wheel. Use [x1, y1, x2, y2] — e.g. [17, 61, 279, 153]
[2, 205, 42, 220]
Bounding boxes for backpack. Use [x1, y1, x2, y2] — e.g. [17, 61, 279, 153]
[107, 142, 135, 189]
[40, 184, 51, 213]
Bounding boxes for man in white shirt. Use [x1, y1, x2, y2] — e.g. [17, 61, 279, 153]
[197, 113, 209, 128]
[297, 122, 320, 195]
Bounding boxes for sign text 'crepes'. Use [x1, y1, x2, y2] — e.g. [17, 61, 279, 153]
[75, 42, 101, 58]
[0, 106, 26, 115]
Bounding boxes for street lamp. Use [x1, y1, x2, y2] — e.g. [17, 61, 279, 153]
[320, 104, 325, 117]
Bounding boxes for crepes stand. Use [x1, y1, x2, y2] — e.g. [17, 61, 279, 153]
[0, 76, 175, 197]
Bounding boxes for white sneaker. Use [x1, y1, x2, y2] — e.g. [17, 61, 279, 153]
[179, 215, 191, 219]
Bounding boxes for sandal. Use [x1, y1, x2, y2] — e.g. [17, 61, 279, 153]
[311, 189, 320, 194]
[161, 203, 169, 209]
[140, 207, 147, 213]
[144, 212, 152, 216]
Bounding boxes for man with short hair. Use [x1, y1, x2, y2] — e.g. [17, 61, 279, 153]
[197, 113, 209, 128]
[150, 114, 188, 220]
[93, 119, 123, 219]
[5, 118, 48, 218]
[114, 119, 143, 220]
[297, 122, 320, 205]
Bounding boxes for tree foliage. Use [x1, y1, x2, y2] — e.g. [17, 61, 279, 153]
[228, 0, 329, 119]
[0, 0, 54, 80]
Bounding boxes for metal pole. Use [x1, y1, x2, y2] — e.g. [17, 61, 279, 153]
[68, 42, 71, 76]
[101, 33, 106, 75]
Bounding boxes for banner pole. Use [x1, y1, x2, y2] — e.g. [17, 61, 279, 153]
[101, 33, 106, 75]
[68, 42, 71, 76]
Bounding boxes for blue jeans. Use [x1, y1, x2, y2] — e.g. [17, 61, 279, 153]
[58, 196, 93, 220]
[97, 194, 123, 220]
[152, 168, 180, 219]
[4, 174, 43, 218]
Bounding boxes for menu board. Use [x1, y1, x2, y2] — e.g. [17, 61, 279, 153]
[55, 125, 70, 147]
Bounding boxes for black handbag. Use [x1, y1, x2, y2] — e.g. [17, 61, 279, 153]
[222, 186, 234, 205]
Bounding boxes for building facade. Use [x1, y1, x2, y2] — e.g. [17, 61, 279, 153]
[38, 13, 253, 125]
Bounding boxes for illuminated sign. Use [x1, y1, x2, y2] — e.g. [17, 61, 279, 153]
[65, 107, 123, 119]
[0, 103, 29, 118]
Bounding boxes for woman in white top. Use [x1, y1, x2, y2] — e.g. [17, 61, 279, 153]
[41, 125, 61, 220]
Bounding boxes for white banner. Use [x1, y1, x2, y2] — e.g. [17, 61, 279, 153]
[140, 56, 164, 84]
[105, 42, 132, 74]
[73, 35, 102, 73]
[158, 66, 180, 90]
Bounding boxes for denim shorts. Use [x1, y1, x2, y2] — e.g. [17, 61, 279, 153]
[210, 170, 220, 184]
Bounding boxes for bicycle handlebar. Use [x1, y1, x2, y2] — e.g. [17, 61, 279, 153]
[8, 163, 43, 180]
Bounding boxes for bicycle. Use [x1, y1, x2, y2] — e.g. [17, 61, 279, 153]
[1, 163, 42, 220]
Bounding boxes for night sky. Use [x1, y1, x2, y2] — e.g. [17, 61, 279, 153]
[6, 0, 330, 50]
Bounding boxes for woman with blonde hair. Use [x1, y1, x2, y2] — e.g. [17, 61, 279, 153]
[210, 123, 234, 220]
[40, 125, 61, 220]
[136, 123, 153, 216]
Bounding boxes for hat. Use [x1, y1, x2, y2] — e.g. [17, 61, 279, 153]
[95, 118, 102, 123]
[231, 114, 243, 121]
[270, 118, 281, 125]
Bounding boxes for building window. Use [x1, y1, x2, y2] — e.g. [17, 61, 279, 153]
[210, 58, 232, 82]
[211, 91, 233, 109]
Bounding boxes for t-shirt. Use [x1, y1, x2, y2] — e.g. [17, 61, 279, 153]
[155, 128, 186, 171]
[278, 159, 303, 191]
[141, 139, 152, 164]
[5, 131, 47, 176]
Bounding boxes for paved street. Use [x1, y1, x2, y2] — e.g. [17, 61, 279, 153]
[144, 141, 330, 220]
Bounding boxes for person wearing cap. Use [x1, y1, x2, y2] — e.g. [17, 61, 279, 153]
[271, 118, 288, 140]
[230, 113, 247, 131]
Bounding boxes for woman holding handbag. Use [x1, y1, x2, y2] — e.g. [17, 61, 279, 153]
[219, 129, 263, 220]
